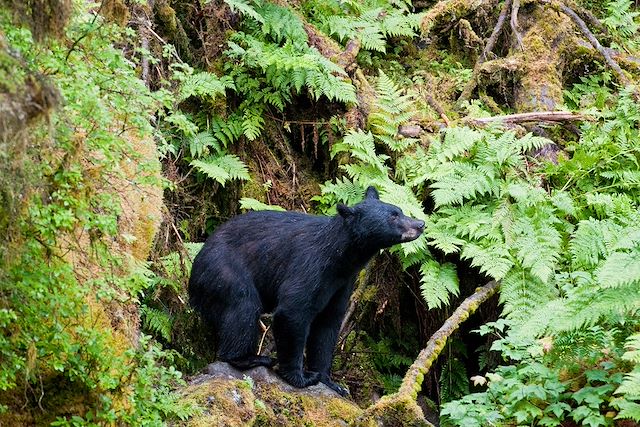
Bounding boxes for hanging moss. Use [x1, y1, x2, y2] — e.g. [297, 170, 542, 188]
[2, 0, 71, 41]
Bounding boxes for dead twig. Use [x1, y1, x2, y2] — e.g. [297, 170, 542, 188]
[425, 92, 451, 126]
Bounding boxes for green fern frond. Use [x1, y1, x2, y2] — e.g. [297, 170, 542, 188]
[437, 127, 483, 162]
[179, 72, 234, 102]
[257, 3, 307, 46]
[511, 215, 562, 284]
[188, 131, 221, 158]
[596, 248, 640, 288]
[460, 242, 513, 280]
[570, 219, 615, 268]
[190, 154, 250, 186]
[224, 0, 265, 23]
[316, 178, 366, 207]
[430, 162, 496, 207]
[420, 260, 459, 309]
[239, 198, 286, 211]
[360, 25, 386, 52]
[331, 130, 388, 173]
[242, 105, 265, 140]
[141, 306, 173, 342]
[499, 267, 558, 324]
[211, 115, 243, 148]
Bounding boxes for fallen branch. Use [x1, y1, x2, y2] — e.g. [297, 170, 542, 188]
[353, 281, 500, 426]
[398, 281, 500, 398]
[464, 110, 587, 126]
[425, 92, 451, 126]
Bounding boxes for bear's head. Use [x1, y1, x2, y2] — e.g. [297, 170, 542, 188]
[337, 186, 425, 248]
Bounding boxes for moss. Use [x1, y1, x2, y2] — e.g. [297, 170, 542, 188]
[253, 383, 361, 426]
[100, 0, 130, 26]
[513, 5, 573, 112]
[179, 373, 363, 427]
[180, 379, 257, 427]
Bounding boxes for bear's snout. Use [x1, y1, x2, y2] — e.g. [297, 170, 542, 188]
[400, 218, 425, 242]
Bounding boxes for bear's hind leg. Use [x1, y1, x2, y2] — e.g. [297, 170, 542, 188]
[217, 295, 272, 370]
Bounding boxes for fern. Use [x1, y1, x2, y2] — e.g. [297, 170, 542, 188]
[461, 242, 513, 281]
[224, 0, 265, 23]
[239, 198, 286, 211]
[419, 260, 459, 309]
[178, 72, 234, 102]
[331, 130, 389, 173]
[141, 306, 174, 342]
[190, 153, 250, 186]
[615, 333, 640, 421]
[596, 248, 640, 288]
[369, 70, 417, 151]
[187, 131, 221, 159]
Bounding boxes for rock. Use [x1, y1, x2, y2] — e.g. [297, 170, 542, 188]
[178, 362, 363, 426]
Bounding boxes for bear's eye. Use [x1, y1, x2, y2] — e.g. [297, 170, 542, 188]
[390, 212, 399, 220]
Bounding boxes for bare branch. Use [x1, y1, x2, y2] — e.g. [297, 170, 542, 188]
[510, 0, 523, 51]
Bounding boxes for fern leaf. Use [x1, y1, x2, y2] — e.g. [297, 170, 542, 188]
[141, 306, 173, 342]
[179, 72, 234, 102]
[242, 105, 265, 140]
[420, 260, 459, 309]
[438, 127, 483, 162]
[596, 248, 640, 288]
[191, 154, 250, 186]
[188, 131, 221, 158]
[239, 198, 286, 211]
[460, 242, 513, 280]
[570, 219, 614, 268]
[224, 0, 265, 23]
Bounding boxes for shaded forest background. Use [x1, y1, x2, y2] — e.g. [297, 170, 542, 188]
[0, 0, 639, 425]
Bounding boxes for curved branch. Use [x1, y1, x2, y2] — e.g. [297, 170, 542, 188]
[352, 281, 500, 426]
[510, 0, 523, 51]
[398, 280, 500, 398]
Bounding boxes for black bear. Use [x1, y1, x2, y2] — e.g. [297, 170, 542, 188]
[188, 186, 424, 396]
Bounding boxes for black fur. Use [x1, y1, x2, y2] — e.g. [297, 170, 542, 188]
[188, 186, 424, 396]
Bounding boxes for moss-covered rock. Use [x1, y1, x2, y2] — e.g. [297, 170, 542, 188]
[178, 362, 363, 426]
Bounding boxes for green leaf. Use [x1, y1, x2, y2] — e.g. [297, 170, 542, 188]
[419, 260, 459, 309]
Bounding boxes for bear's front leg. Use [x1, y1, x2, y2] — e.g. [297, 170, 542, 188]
[306, 286, 351, 397]
[273, 307, 321, 388]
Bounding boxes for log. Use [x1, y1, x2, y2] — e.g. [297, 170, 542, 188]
[464, 110, 587, 125]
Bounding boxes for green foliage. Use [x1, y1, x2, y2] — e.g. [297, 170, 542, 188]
[439, 78, 640, 425]
[239, 197, 286, 211]
[0, 5, 193, 423]
[190, 154, 251, 186]
[601, 0, 639, 51]
[306, 0, 422, 53]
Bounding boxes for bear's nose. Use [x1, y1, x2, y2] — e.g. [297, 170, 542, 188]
[416, 220, 425, 229]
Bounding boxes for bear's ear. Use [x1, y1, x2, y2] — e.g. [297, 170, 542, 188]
[337, 204, 355, 218]
[365, 186, 379, 200]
